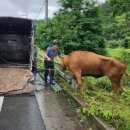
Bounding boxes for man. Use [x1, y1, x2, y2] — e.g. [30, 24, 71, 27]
[32, 44, 38, 73]
[44, 42, 59, 86]
[47, 39, 58, 49]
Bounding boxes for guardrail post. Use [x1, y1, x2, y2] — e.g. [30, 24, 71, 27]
[72, 79, 77, 90]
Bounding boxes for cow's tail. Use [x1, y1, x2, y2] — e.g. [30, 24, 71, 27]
[125, 72, 130, 76]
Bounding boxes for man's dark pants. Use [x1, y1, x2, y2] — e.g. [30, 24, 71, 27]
[44, 60, 54, 84]
[32, 59, 37, 73]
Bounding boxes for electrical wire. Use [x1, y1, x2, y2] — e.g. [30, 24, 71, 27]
[22, 0, 28, 18]
[35, 0, 45, 20]
[25, 0, 29, 18]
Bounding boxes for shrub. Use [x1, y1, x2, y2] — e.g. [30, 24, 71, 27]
[106, 40, 121, 48]
[96, 77, 112, 92]
[122, 37, 130, 48]
[120, 49, 130, 72]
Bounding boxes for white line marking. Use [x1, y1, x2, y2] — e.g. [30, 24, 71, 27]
[0, 96, 4, 112]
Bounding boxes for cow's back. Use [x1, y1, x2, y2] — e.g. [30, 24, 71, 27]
[68, 51, 126, 77]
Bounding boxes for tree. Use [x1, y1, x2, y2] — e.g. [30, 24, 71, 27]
[57, 0, 106, 54]
[106, 0, 130, 16]
[35, 0, 106, 54]
[101, 0, 130, 48]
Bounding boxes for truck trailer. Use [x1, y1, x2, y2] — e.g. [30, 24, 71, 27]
[0, 17, 35, 95]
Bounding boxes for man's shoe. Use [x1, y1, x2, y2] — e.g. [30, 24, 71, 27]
[50, 82, 55, 85]
[44, 82, 48, 86]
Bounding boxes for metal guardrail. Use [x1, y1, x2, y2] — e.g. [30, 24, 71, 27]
[55, 68, 72, 83]
[39, 72, 62, 93]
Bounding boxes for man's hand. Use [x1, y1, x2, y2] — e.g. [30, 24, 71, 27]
[44, 53, 51, 61]
[47, 57, 51, 61]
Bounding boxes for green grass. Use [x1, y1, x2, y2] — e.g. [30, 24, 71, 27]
[106, 47, 130, 58]
[107, 47, 130, 72]
[75, 85, 130, 130]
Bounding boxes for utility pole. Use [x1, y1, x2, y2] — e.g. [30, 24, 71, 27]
[45, 0, 48, 23]
[25, 0, 28, 19]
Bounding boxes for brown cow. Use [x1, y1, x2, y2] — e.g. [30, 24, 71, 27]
[60, 51, 130, 96]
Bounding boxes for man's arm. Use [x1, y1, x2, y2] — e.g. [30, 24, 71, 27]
[44, 47, 51, 61]
[44, 53, 51, 61]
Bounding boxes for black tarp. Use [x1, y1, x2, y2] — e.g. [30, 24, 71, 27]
[0, 17, 33, 64]
[0, 17, 32, 35]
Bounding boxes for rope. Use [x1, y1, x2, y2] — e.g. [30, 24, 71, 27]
[37, 56, 62, 66]
[0, 56, 58, 70]
[0, 56, 30, 66]
[33, 56, 62, 71]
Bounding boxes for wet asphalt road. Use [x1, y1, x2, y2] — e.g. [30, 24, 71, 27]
[0, 96, 46, 130]
[0, 73, 96, 130]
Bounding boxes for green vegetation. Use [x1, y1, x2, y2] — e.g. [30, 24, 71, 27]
[107, 48, 127, 58]
[37, 48, 44, 70]
[101, 0, 130, 49]
[107, 48, 130, 71]
[75, 85, 130, 130]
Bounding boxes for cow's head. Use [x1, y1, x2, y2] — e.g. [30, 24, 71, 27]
[60, 54, 69, 71]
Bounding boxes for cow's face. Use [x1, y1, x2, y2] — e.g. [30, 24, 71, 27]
[60, 54, 68, 71]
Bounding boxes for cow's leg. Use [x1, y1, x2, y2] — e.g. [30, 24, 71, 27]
[111, 81, 122, 96]
[74, 71, 83, 93]
[108, 66, 125, 96]
[109, 75, 123, 96]
[111, 81, 123, 101]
